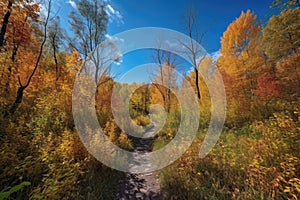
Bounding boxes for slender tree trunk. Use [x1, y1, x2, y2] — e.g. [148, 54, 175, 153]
[53, 44, 59, 81]
[5, 38, 19, 93]
[9, 85, 26, 114]
[0, 0, 13, 48]
[194, 67, 201, 100]
[167, 88, 171, 113]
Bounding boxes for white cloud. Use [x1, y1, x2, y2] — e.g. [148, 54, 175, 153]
[39, 4, 48, 19]
[105, 34, 120, 42]
[106, 3, 123, 24]
[107, 4, 115, 14]
[66, 0, 77, 10]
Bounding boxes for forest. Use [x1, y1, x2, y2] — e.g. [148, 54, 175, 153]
[0, 0, 299, 199]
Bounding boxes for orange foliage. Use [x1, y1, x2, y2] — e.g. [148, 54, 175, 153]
[254, 73, 281, 101]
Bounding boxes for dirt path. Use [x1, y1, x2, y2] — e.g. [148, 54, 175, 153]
[115, 126, 162, 200]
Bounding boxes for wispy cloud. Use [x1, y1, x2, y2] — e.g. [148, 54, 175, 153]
[64, 1, 122, 23]
[66, 0, 77, 10]
[107, 4, 115, 14]
[106, 3, 123, 24]
[163, 40, 186, 52]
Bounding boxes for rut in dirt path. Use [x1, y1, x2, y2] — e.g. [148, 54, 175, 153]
[115, 126, 162, 200]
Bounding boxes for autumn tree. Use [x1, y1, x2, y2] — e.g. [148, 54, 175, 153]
[151, 61, 178, 113]
[93, 77, 114, 127]
[8, 0, 51, 114]
[271, 0, 300, 11]
[275, 51, 300, 101]
[0, 0, 39, 95]
[180, 7, 206, 100]
[262, 7, 300, 63]
[0, 0, 39, 48]
[0, 0, 13, 48]
[68, 0, 108, 58]
[47, 16, 64, 81]
[129, 83, 150, 118]
[68, 0, 119, 87]
[151, 47, 179, 113]
[262, 5, 299, 103]
[188, 56, 213, 124]
[218, 10, 264, 125]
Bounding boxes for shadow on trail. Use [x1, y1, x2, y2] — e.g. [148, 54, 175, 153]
[115, 126, 161, 200]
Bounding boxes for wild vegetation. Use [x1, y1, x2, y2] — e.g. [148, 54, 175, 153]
[0, 0, 299, 199]
[155, 3, 300, 199]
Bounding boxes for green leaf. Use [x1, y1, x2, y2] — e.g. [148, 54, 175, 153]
[0, 181, 31, 200]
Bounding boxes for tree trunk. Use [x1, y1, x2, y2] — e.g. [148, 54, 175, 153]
[9, 85, 26, 114]
[166, 88, 171, 113]
[194, 67, 201, 100]
[4, 43, 18, 93]
[0, 0, 13, 48]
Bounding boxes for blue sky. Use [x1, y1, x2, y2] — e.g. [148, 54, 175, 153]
[107, 0, 274, 51]
[56, 0, 275, 83]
